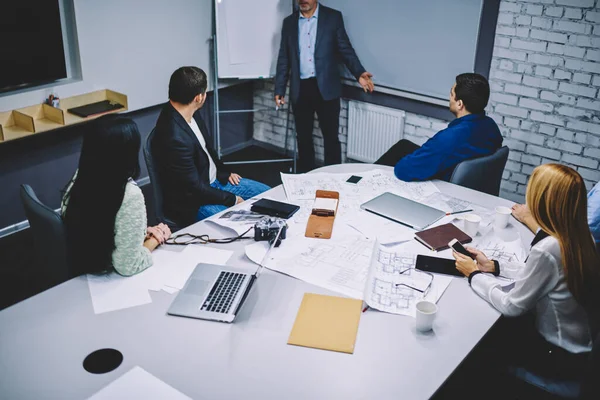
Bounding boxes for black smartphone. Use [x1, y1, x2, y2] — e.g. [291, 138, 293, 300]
[416, 255, 463, 277]
[449, 238, 476, 260]
[346, 175, 363, 184]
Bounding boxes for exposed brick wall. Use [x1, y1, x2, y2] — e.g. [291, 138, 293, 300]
[253, 0, 600, 203]
[489, 0, 600, 202]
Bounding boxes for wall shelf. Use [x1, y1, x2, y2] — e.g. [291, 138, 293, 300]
[0, 89, 127, 143]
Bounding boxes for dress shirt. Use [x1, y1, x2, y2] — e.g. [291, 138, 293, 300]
[298, 4, 319, 79]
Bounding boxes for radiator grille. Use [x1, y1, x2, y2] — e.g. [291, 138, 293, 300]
[347, 101, 405, 163]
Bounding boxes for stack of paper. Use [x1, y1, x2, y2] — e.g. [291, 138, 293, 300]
[87, 245, 233, 314]
[87, 366, 191, 399]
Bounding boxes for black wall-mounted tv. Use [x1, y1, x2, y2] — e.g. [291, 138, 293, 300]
[0, 0, 68, 93]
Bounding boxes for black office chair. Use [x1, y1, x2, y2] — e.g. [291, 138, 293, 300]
[508, 328, 600, 400]
[20, 184, 70, 289]
[143, 129, 178, 231]
[449, 146, 510, 196]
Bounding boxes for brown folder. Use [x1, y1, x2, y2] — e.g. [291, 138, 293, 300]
[287, 293, 363, 354]
[414, 223, 472, 251]
[305, 190, 339, 239]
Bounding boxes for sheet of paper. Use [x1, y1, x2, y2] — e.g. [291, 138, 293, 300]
[281, 172, 350, 201]
[87, 273, 153, 315]
[364, 241, 453, 317]
[162, 286, 180, 294]
[472, 228, 528, 264]
[346, 209, 415, 245]
[205, 200, 264, 236]
[87, 366, 191, 400]
[249, 235, 375, 299]
[163, 245, 233, 290]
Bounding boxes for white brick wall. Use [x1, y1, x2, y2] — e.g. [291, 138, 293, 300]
[253, 0, 600, 203]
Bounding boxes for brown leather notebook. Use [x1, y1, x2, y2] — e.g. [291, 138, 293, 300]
[414, 223, 472, 251]
[305, 190, 339, 239]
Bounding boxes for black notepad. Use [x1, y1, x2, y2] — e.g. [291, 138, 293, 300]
[68, 100, 124, 118]
[250, 199, 300, 219]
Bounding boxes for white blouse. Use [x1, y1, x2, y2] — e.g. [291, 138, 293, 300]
[471, 235, 593, 354]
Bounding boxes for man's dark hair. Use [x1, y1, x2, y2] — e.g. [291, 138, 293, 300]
[168, 66, 208, 105]
[454, 73, 490, 114]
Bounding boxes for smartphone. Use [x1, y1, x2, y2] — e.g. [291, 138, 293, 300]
[346, 175, 363, 184]
[416, 255, 463, 277]
[448, 238, 475, 259]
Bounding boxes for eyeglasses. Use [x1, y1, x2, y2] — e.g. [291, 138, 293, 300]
[394, 268, 434, 298]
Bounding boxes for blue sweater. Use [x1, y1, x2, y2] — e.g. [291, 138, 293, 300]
[395, 113, 503, 181]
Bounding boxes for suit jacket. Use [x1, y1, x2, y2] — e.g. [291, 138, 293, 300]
[275, 5, 365, 104]
[152, 102, 235, 228]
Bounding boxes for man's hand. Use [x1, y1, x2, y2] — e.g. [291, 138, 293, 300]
[358, 72, 375, 93]
[236, 196, 244, 205]
[275, 95, 285, 108]
[229, 173, 242, 186]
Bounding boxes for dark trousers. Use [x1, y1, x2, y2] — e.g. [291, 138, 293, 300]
[292, 78, 341, 173]
[375, 139, 421, 166]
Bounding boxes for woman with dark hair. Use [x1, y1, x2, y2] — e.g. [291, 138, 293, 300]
[62, 115, 171, 276]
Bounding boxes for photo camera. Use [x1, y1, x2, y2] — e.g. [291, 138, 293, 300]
[254, 218, 288, 247]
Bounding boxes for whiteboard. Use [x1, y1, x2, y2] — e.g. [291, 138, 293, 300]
[0, 0, 215, 112]
[321, 0, 483, 101]
[215, 0, 291, 79]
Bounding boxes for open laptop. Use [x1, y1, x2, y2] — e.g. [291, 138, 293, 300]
[167, 226, 284, 323]
[360, 192, 446, 231]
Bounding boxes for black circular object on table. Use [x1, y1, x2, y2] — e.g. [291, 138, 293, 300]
[83, 348, 123, 374]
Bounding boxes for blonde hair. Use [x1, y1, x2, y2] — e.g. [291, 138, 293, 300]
[526, 163, 600, 307]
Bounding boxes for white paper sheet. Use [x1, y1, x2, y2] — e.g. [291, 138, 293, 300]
[87, 366, 191, 400]
[248, 234, 374, 299]
[346, 209, 415, 245]
[87, 273, 153, 315]
[364, 241, 453, 317]
[163, 245, 233, 290]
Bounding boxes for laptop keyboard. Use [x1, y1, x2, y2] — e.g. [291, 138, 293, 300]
[200, 271, 246, 314]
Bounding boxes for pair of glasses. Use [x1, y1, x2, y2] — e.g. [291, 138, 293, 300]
[395, 268, 434, 297]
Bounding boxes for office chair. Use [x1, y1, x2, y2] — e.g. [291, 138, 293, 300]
[508, 328, 600, 400]
[143, 129, 178, 231]
[20, 184, 70, 289]
[449, 146, 510, 197]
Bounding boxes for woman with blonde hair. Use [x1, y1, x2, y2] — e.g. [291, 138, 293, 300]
[453, 163, 599, 381]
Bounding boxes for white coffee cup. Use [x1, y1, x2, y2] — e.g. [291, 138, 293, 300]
[416, 300, 438, 332]
[494, 206, 512, 229]
[463, 214, 482, 237]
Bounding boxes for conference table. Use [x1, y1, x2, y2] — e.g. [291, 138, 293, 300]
[0, 164, 532, 399]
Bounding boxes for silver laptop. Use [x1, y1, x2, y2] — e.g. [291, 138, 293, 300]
[167, 226, 283, 323]
[360, 192, 446, 231]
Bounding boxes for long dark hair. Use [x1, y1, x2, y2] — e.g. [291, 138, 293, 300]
[63, 115, 141, 275]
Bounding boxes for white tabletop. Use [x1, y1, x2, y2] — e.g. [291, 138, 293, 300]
[0, 164, 531, 400]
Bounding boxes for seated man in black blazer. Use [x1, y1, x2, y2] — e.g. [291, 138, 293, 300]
[152, 66, 270, 228]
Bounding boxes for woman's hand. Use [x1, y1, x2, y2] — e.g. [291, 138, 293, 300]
[464, 246, 495, 273]
[453, 251, 480, 277]
[147, 224, 171, 244]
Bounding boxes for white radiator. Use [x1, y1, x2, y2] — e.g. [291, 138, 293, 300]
[347, 101, 405, 163]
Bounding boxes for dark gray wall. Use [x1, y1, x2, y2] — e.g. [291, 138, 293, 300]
[0, 82, 254, 230]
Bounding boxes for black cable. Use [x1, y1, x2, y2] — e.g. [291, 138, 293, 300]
[164, 226, 254, 246]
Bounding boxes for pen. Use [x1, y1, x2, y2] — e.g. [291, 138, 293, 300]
[446, 209, 473, 216]
[362, 305, 369, 313]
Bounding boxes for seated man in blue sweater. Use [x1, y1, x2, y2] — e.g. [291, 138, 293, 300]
[376, 73, 503, 181]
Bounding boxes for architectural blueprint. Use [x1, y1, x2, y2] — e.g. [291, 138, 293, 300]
[364, 242, 453, 317]
[281, 169, 440, 204]
[269, 235, 375, 299]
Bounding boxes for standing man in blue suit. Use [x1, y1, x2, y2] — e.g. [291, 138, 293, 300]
[275, 0, 374, 172]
